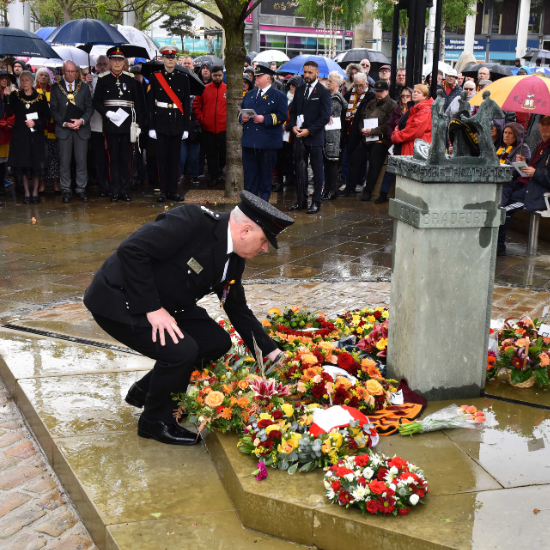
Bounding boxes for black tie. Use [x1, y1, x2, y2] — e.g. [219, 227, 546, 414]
[304, 84, 311, 100]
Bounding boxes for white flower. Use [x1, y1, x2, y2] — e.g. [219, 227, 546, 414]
[203, 381, 210, 386]
[344, 473, 355, 482]
[351, 487, 368, 501]
[410, 494, 420, 505]
[253, 438, 260, 447]
[388, 483, 396, 492]
[198, 415, 205, 422]
[363, 467, 374, 479]
[326, 489, 336, 500]
[324, 481, 331, 490]
[389, 466, 398, 475]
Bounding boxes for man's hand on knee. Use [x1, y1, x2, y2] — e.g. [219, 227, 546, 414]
[146, 307, 184, 346]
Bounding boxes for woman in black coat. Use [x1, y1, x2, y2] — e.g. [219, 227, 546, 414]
[6, 71, 49, 203]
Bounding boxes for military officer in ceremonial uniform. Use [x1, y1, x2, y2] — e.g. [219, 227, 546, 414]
[147, 45, 190, 202]
[92, 46, 145, 202]
[240, 63, 287, 201]
[84, 191, 294, 445]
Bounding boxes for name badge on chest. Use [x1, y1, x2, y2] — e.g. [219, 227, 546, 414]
[187, 258, 203, 274]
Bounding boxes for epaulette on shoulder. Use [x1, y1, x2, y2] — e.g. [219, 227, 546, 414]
[98, 71, 110, 78]
[201, 205, 220, 219]
[122, 71, 135, 78]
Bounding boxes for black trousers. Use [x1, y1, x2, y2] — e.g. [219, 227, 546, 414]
[105, 133, 132, 196]
[156, 132, 183, 195]
[90, 132, 109, 193]
[202, 131, 226, 180]
[348, 141, 388, 194]
[242, 147, 278, 201]
[93, 306, 232, 425]
[323, 158, 339, 194]
[498, 179, 526, 249]
[295, 142, 324, 205]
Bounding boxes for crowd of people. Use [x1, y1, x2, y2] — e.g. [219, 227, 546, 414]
[0, 50, 548, 255]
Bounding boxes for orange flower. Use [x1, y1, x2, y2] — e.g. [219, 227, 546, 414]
[356, 386, 369, 400]
[303, 367, 322, 381]
[540, 353, 550, 367]
[268, 307, 281, 315]
[262, 319, 272, 327]
[204, 391, 224, 408]
[335, 377, 352, 390]
[487, 356, 497, 370]
[237, 380, 249, 390]
[190, 370, 202, 382]
[222, 384, 232, 395]
[361, 358, 377, 370]
[220, 407, 233, 420]
[515, 328, 526, 335]
[516, 338, 530, 348]
[544, 337, 550, 345]
[230, 397, 238, 406]
[366, 379, 384, 396]
[291, 305, 303, 313]
[237, 397, 249, 408]
[301, 353, 318, 367]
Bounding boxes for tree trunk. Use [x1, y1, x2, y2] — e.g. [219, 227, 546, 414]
[223, 21, 247, 197]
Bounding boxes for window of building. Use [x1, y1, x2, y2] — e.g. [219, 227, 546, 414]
[260, 34, 287, 50]
[526, 0, 543, 34]
[492, 0, 504, 34]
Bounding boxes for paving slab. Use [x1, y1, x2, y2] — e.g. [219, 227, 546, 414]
[484, 372, 550, 408]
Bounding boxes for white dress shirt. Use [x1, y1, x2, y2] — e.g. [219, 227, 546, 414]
[221, 223, 233, 281]
[304, 80, 318, 98]
[257, 84, 271, 99]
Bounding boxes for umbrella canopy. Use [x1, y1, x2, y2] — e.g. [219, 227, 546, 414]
[533, 67, 550, 76]
[461, 62, 513, 81]
[140, 61, 205, 95]
[468, 74, 550, 115]
[52, 45, 90, 66]
[27, 57, 64, 68]
[523, 49, 550, 63]
[193, 54, 224, 67]
[36, 27, 56, 42]
[253, 50, 289, 63]
[0, 28, 61, 58]
[115, 25, 159, 60]
[338, 48, 390, 68]
[422, 61, 455, 76]
[77, 43, 150, 60]
[47, 19, 127, 46]
[278, 55, 346, 78]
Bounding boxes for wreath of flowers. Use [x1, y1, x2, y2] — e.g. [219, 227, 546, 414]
[486, 316, 550, 385]
[335, 307, 389, 338]
[323, 453, 428, 516]
[238, 403, 378, 474]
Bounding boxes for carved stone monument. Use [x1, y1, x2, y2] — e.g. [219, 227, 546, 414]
[386, 91, 513, 400]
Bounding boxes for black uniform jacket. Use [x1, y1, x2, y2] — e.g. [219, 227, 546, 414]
[92, 70, 146, 133]
[147, 68, 190, 136]
[84, 205, 278, 356]
[523, 143, 550, 212]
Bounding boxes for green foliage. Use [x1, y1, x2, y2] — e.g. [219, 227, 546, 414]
[296, 0, 370, 29]
[160, 11, 195, 51]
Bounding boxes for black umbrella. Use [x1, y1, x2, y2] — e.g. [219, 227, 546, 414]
[77, 43, 150, 60]
[338, 48, 390, 68]
[46, 19, 127, 46]
[461, 63, 513, 81]
[140, 61, 205, 95]
[193, 54, 224, 67]
[523, 49, 550, 63]
[0, 28, 61, 58]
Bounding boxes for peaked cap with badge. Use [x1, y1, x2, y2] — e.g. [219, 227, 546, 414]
[84, 198, 292, 442]
[254, 62, 278, 77]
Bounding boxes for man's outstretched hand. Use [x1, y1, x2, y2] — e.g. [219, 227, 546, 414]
[146, 307, 184, 346]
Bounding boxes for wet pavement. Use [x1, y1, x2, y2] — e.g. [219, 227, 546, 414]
[1, 185, 550, 549]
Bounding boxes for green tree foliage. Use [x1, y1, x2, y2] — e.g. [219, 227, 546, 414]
[297, 0, 369, 29]
[160, 12, 195, 51]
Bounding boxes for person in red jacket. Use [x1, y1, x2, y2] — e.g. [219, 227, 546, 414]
[391, 84, 433, 157]
[192, 66, 227, 187]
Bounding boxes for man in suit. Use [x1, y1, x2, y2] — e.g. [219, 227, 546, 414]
[84, 191, 294, 445]
[147, 45, 190, 203]
[50, 60, 94, 203]
[288, 60, 331, 214]
[240, 63, 287, 201]
[498, 115, 550, 256]
[92, 46, 146, 202]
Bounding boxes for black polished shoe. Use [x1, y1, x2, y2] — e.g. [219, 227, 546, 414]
[23, 195, 31, 204]
[272, 182, 283, 193]
[375, 192, 388, 204]
[192, 178, 200, 186]
[322, 190, 337, 201]
[61, 192, 71, 203]
[337, 189, 356, 197]
[110, 194, 119, 203]
[76, 192, 89, 203]
[307, 202, 321, 214]
[31, 195, 40, 204]
[166, 193, 185, 202]
[157, 193, 166, 203]
[120, 193, 132, 202]
[99, 190, 109, 198]
[360, 190, 372, 202]
[288, 202, 307, 211]
[137, 416, 200, 446]
[125, 383, 146, 408]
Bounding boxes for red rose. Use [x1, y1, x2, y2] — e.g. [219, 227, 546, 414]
[416, 490, 425, 498]
[377, 468, 389, 481]
[373, 310, 383, 320]
[399, 472, 419, 483]
[311, 384, 326, 399]
[335, 466, 354, 478]
[388, 457, 408, 470]
[397, 506, 410, 516]
[354, 455, 370, 467]
[272, 410, 284, 420]
[331, 480, 341, 491]
[263, 438, 274, 449]
[366, 500, 379, 514]
[312, 350, 324, 364]
[368, 480, 387, 495]
[337, 353, 355, 371]
[267, 430, 282, 440]
[257, 419, 274, 429]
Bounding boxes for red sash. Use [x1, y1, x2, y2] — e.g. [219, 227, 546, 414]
[154, 72, 184, 115]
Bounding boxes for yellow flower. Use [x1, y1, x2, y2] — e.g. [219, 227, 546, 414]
[265, 424, 281, 435]
[356, 327, 363, 335]
[375, 338, 388, 351]
[281, 403, 294, 417]
[382, 310, 389, 319]
[321, 441, 332, 454]
[259, 412, 274, 421]
[301, 353, 318, 366]
[328, 430, 343, 448]
[268, 307, 281, 315]
[307, 403, 322, 409]
[367, 315, 376, 323]
[366, 379, 384, 396]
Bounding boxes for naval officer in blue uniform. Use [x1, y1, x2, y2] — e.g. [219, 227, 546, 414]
[239, 63, 288, 201]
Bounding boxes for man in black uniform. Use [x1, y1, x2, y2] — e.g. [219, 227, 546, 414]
[84, 191, 294, 445]
[147, 45, 190, 202]
[92, 46, 145, 202]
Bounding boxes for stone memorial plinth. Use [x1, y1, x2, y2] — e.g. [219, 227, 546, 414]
[386, 156, 512, 400]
